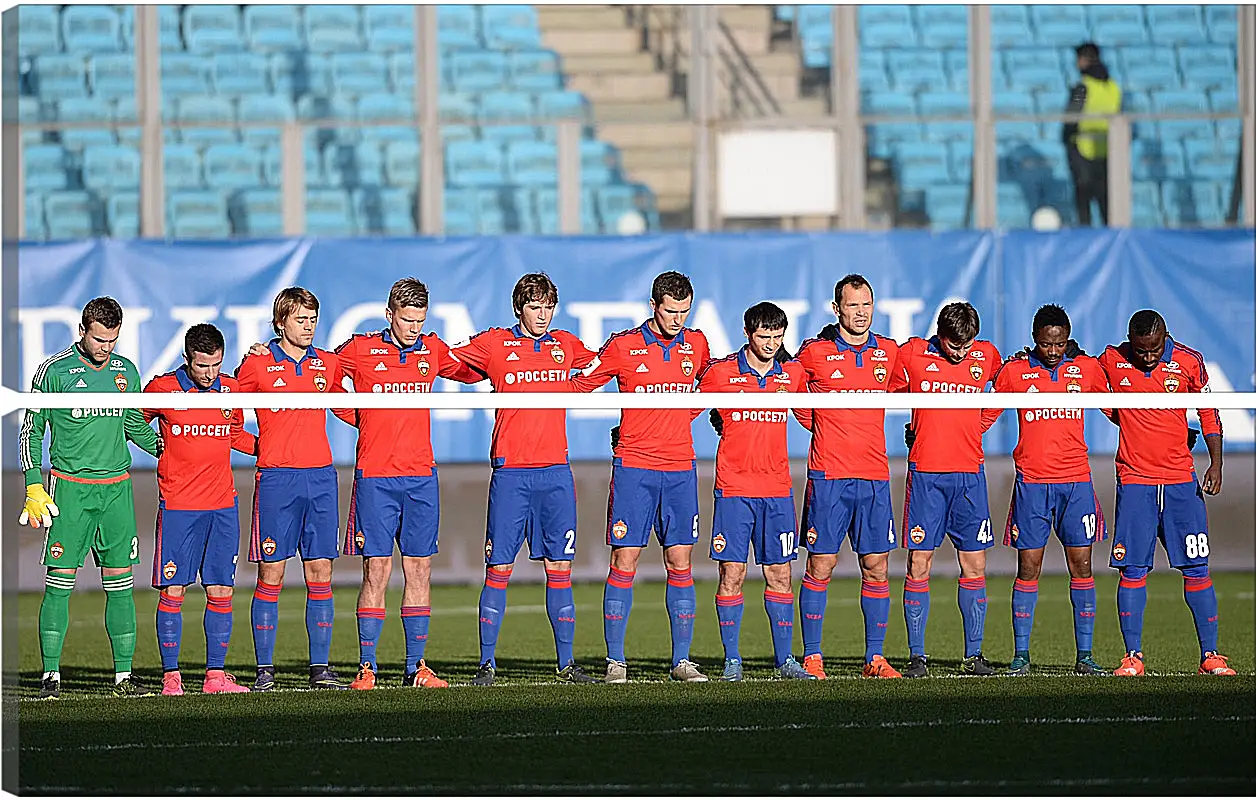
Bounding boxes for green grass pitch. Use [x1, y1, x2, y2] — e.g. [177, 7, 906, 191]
[15, 572, 1256, 793]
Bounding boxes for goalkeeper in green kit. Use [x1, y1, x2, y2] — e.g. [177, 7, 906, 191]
[20, 297, 163, 699]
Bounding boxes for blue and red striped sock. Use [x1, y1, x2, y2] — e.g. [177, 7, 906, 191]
[665, 568, 696, 666]
[401, 605, 431, 672]
[478, 567, 511, 668]
[903, 578, 930, 656]
[1069, 576, 1096, 656]
[545, 567, 576, 669]
[860, 579, 891, 662]
[799, 572, 829, 658]
[356, 606, 386, 670]
[764, 589, 795, 668]
[251, 580, 281, 668]
[1011, 578, 1038, 656]
[715, 593, 744, 662]
[203, 594, 233, 671]
[1183, 567, 1219, 658]
[156, 591, 183, 672]
[603, 567, 635, 663]
[305, 581, 334, 667]
[958, 576, 988, 658]
[1117, 568, 1148, 653]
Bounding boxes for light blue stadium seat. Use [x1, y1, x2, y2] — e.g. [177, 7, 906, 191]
[916, 5, 968, 27]
[24, 145, 69, 191]
[304, 5, 364, 52]
[856, 6, 909, 27]
[888, 49, 943, 75]
[925, 184, 968, 229]
[243, 5, 303, 52]
[1150, 19, 1208, 46]
[118, 6, 184, 51]
[510, 50, 563, 92]
[1029, 4, 1086, 27]
[202, 143, 262, 191]
[182, 5, 243, 54]
[388, 52, 418, 93]
[438, 5, 480, 49]
[164, 144, 203, 189]
[61, 5, 121, 52]
[506, 140, 558, 186]
[1205, 5, 1238, 42]
[535, 90, 589, 122]
[1132, 181, 1163, 227]
[1124, 63, 1180, 93]
[450, 51, 509, 93]
[1011, 64, 1065, 94]
[948, 140, 973, 180]
[996, 120, 1042, 144]
[443, 187, 479, 233]
[106, 191, 139, 237]
[169, 191, 231, 239]
[1002, 48, 1059, 74]
[1178, 44, 1233, 73]
[355, 187, 415, 235]
[236, 93, 295, 146]
[270, 52, 331, 96]
[482, 5, 542, 49]
[81, 144, 139, 191]
[993, 91, 1035, 115]
[479, 91, 537, 143]
[1088, 4, 1144, 26]
[364, 6, 415, 52]
[862, 91, 915, 117]
[323, 142, 384, 188]
[1121, 46, 1176, 73]
[1184, 138, 1238, 181]
[476, 196, 508, 235]
[597, 183, 659, 232]
[112, 98, 143, 147]
[1003, 139, 1069, 182]
[261, 142, 324, 187]
[1033, 18, 1090, 48]
[1091, 19, 1148, 46]
[919, 21, 968, 50]
[1154, 91, 1210, 140]
[895, 141, 951, 189]
[19, 97, 44, 146]
[25, 192, 47, 240]
[1147, 5, 1204, 27]
[446, 140, 505, 187]
[533, 188, 602, 234]
[161, 53, 211, 95]
[384, 140, 420, 185]
[331, 52, 388, 97]
[213, 52, 269, 96]
[580, 140, 620, 185]
[867, 124, 922, 157]
[305, 189, 358, 236]
[775, 5, 796, 24]
[990, 5, 1032, 49]
[801, 40, 832, 70]
[357, 93, 416, 146]
[89, 54, 135, 98]
[45, 191, 100, 239]
[1163, 179, 1222, 226]
[512, 187, 540, 233]
[1187, 65, 1236, 95]
[296, 93, 357, 147]
[997, 184, 1033, 228]
[859, 67, 891, 93]
[18, 6, 61, 55]
[441, 125, 479, 144]
[920, 92, 971, 141]
[55, 97, 115, 151]
[176, 95, 237, 147]
[860, 20, 917, 49]
[35, 55, 87, 98]
[1207, 87, 1238, 114]
[892, 63, 949, 93]
[229, 188, 284, 236]
[440, 93, 479, 123]
[1132, 139, 1186, 180]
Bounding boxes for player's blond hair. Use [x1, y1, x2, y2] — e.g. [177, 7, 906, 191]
[272, 287, 319, 334]
[388, 278, 429, 311]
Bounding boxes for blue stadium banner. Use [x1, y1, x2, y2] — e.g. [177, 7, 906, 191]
[11, 230, 1254, 469]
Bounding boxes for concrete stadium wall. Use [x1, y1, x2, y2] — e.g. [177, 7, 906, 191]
[5, 454, 1252, 592]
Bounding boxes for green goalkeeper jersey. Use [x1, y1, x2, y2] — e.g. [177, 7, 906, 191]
[21, 343, 159, 485]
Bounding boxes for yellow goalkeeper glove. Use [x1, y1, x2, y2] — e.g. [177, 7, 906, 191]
[19, 484, 59, 530]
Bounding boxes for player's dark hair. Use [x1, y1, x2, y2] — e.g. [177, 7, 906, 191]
[81, 296, 123, 331]
[651, 271, 694, 305]
[1032, 304, 1071, 336]
[833, 273, 874, 305]
[272, 286, 319, 334]
[512, 272, 559, 317]
[1076, 42, 1101, 60]
[937, 301, 980, 343]
[184, 323, 225, 358]
[1128, 309, 1166, 338]
[388, 277, 429, 311]
[744, 301, 793, 361]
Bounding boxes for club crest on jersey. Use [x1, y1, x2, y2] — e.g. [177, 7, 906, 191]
[49, 541, 64, 560]
[712, 533, 727, 554]
[163, 560, 178, 580]
[806, 527, 818, 546]
[417, 359, 430, 376]
[873, 364, 887, 383]
[222, 408, 233, 419]
[1113, 542, 1126, 562]
[969, 363, 983, 381]
[484, 539, 493, 559]
[313, 374, 328, 392]
[261, 537, 277, 557]
[550, 346, 566, 364]
[1010, 525, 1019, 543]
[1163, 375, 1180, 393]
[114, 374, 128, 392]
[681, 356, 694, 377]
[909, 526, 926, 545]
[612, 520, 628, 540]
[354, 531, 366, 551]
[1066, 380, 1082, 393]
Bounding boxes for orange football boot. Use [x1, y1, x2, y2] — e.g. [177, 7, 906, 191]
[802, 654, 827, 679]
[1199, 652, 1236, 675]
[862, 654, 902, 679]
[350, 662, 377, 690]
[408, 660, 449, 688]
[1113, 651, 1145, 676]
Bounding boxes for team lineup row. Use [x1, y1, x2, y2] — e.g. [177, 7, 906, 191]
[19, 270, 1235, 698]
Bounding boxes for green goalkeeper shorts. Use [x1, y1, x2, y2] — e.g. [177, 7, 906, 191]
[42, 472, 140, 570]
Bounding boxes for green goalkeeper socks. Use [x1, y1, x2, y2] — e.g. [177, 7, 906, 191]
[39, 572, 76, 673]
[102, 573, 137, 674]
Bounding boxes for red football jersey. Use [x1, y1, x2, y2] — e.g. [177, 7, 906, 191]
[449, 325, 596, 468]
[984, 353, 1108, 483]
[235, 341, 343, 469]
[570, 322, 711, 471]
[143, 368, 256, 511]
[1099, 338, 1222, 485]
[887, 336, 1001, 474]
[334, 330, 484, 478]
[695, 348, 807, 498]
[794, 330, 899, 481]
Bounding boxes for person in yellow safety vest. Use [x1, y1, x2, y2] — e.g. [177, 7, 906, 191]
[1062, 42, 1122, 227]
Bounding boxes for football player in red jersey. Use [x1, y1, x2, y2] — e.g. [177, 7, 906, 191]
[236, 287, 348, 691]
[1098, 309, 1233, 677]
[450, 273, 600, 685]
[793, 274, 902, 679]
[888, 302, 1001, 677]
[144, 324, 256, 695]
[982, 305, 1110, 676]
[569, 271, 712, 683]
